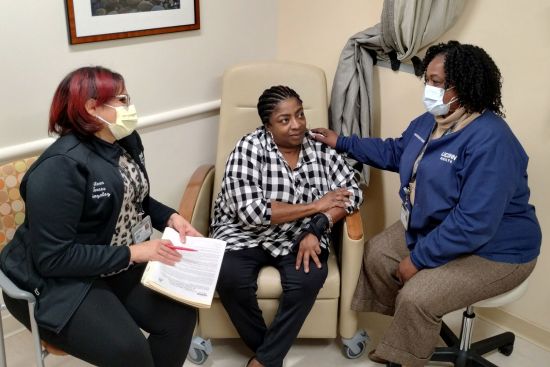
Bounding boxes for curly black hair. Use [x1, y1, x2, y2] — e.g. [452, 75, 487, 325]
[257, 85, 303, 125]
[422, 40, 504, 117]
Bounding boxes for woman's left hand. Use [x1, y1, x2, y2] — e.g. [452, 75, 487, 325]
[396, 256, 419, 284]
[167, 213, 203, 243]
[310, 128, 339, 148]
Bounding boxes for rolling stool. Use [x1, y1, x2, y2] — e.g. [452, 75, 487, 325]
[429, 279, 529, 367]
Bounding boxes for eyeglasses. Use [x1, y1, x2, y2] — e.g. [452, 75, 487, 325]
[114, 94, 131, 107]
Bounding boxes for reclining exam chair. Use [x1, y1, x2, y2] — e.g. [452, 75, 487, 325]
[178, 61, 368, 364]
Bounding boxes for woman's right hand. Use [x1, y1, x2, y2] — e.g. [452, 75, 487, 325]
[310, 128, 339, 148]
[315, 188, 351, 212]
[295, 233, 322, 273]
[129, 239, 182, 266]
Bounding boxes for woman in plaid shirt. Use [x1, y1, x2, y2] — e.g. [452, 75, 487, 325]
[211, 86, 363, 367]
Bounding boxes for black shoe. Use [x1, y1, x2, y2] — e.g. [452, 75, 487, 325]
[368, 350, 388, 364]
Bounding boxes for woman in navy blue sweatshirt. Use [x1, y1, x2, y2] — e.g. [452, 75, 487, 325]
[313, 41, 541, 367]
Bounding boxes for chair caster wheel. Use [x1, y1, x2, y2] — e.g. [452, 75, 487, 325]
[187, 348, 208, 365]
[343, 341, 366, 359]
[498, 343, 514, 356]
[342, 330, 369, 359]
[186, 336, 212, 365]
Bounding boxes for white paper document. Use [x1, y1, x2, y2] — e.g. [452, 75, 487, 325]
[141, 227, 226, 308]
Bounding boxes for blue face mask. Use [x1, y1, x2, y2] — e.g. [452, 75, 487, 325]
[423, 85, 457, 116]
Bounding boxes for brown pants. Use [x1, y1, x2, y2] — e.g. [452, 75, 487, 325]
[351, 221, 536, 367]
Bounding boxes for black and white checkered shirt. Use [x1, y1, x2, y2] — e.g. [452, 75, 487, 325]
[210, 127, 363, 257]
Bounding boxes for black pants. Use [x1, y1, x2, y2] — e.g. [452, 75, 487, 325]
[3, 264, 197, 367]
[216, 247, 328, 367]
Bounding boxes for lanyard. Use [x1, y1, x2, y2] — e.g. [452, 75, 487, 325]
[411, 139, 430, 183]
[410, 122, 457, 183]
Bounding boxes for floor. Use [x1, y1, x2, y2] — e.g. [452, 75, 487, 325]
[3, 310, 549, 366]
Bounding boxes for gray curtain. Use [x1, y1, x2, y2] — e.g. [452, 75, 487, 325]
[330, 0, 465, 184]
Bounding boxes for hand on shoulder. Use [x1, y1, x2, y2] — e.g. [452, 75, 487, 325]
[310, 128, 339, 148]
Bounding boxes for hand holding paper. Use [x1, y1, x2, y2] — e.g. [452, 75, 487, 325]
[166, 213, 203, 243]
[141, 227, 226, 308]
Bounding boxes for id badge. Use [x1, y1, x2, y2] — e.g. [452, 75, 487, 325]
[131, 215, 153, 243]
[400, 203, 410, 231]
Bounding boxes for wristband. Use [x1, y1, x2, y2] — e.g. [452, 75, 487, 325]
[308, 213, 329, 238]
[292, 213, 330, 252]
[323, 212, 334, 231]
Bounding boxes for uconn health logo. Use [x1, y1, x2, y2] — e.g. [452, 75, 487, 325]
[440, 152, 457, 164]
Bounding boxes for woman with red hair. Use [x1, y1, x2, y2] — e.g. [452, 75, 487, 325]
[1, 66, 199, 367]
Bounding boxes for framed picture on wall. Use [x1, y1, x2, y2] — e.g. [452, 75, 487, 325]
[66, 0, 200, 44]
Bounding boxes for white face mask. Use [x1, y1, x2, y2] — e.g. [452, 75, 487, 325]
[96, 104, 138, 140]
[423, 85, 457, 116]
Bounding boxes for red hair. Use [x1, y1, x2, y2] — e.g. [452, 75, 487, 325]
[48, 66, 125, 136]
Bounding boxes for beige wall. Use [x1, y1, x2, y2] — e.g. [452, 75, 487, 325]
[278, 0, 550, 347]
[1, 0, 549, 351]
[0, 0, 279, 336]
[0, 0, 277, 208]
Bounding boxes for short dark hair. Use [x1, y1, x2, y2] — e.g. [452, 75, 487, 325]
[257, 85, 303, 125]
[422, 40, 504, 117]
[48, 66, 125, 137]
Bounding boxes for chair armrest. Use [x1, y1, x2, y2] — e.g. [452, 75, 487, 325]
[0, 270, 35, 303]
[178, 164, 215, 236]
[339, 209, 365, 339]
[344, 210, 363, 240]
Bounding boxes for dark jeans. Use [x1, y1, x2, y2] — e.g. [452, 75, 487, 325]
[216, 247, 328, 367]
[4, 264, 197, 367]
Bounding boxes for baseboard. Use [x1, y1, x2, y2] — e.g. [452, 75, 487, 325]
[477, 308, 550, 352]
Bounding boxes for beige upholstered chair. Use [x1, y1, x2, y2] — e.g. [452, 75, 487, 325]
[0, 157, 66, 367]
[179, 61, 368, 364]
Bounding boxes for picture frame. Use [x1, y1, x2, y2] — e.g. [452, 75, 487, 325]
[66, 0, 200, 44]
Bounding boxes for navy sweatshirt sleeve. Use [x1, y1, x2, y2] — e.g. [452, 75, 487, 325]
[26, 156, 130, 277]
[335, 121, 418, 172]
